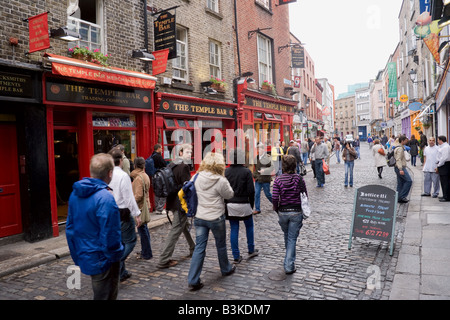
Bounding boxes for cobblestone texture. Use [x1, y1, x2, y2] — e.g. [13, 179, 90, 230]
[0, 146, 407, 300]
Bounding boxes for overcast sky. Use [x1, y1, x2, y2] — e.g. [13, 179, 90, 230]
[289, 0, 403, 96]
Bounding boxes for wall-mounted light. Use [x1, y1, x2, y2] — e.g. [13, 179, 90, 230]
[50, 27, 81, 41]
[132, 49, 155, 61]
[200, 81, 217, 95]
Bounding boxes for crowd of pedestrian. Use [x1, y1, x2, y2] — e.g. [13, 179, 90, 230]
[65, 131, 450, 299]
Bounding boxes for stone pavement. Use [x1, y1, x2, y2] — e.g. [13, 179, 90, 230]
[0, 145, 449, 300]
[389, 162, 450, 300]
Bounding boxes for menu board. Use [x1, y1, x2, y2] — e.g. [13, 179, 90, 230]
[348, 185, 398, 256]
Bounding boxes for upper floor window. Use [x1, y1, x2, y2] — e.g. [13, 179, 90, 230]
[209, 40, 221, 79]
[207, 0, 219, 12]
[67, 0, 103, 52]
[257, 34, 273, 86]
[173, 26, 188, 82]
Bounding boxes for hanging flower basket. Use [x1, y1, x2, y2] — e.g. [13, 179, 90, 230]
[261, 80, 276, 95]
[210, 76, 227, 92]
[68, 46, 109, 67]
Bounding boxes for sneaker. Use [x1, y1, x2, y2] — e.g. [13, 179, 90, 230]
[421, 193, 431, 197]
[189, 282, 204, 291]
[223, 265, 236, 276]
[233, 256, 243, 264]
[285, 268, 297, 275]
[157, 260, 178, 269]
[252, 210, 261, 215]
[248, 249, 259, 259]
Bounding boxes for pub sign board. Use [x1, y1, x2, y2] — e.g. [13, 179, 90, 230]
[348, 185, 398, 256]
[154, 12, 177, 60]
[159, 98, 235, 119]
[45, 77, 152, 110]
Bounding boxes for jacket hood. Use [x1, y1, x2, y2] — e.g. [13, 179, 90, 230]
[196, 171, 222, 190]
[72, 178, 109, 198]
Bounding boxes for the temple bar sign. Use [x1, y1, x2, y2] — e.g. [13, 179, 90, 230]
[160, 99, 235, 119]
[245, 97, 294, 113]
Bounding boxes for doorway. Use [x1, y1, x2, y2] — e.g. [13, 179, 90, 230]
[0, 124, 22, 237]
[54, 129, 79, 223]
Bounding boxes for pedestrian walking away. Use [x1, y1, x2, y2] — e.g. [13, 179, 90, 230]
[187, 152, 235, 291]
[148, 144, 168, 215]
[157, 144, 196, 269]
[131, 157, 153, 260]
[342, 141, 357, 187]
[333, 137, 341, 164]
[422, 137, 440, 198]
[301, 139, 309, 165]
[419, 130, 428, 164]
[66, 153, 124, 300]
[108, 148, 142, 282]
[372, 139, 386, 179]
[436, 136, 450, 202]
[287, 140, 302, 174]
[408, 135, 420, 167]
[310, 137, 329, 188]
[393, 136, 413, 203]
[272, 155, 308, 275]
[253, 143, 273, 214]
[353, 137, 361, 159]
[225, 148, 258, 264]
[271, 141, 284, 176]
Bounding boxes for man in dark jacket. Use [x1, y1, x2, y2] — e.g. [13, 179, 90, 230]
[66, 153, 124, 300]
[157, 144, 196, 269]
[253, 143, 273, 214]
[151, 144, 167, 214]
[287, 140, 302, 174]
[225, 148, 257, 263]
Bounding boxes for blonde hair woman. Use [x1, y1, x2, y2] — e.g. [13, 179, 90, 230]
[187, 152, 235, 291]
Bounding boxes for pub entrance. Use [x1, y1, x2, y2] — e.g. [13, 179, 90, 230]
[53, 129, 79, 223]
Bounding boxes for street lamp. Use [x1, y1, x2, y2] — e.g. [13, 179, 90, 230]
[409, 69, 426, 89]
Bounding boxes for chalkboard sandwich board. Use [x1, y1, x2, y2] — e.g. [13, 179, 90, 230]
[348, 185, 398, 256]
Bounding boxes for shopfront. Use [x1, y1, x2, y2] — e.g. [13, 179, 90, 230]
[240, 91, 296, 164]
[0, 63, 52, 241]
[43, 54, 156, 235]
[155, 93, 236, 172]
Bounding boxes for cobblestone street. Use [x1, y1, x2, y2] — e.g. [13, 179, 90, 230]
[0, 146, 407, 301]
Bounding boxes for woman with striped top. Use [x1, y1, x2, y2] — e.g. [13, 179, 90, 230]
[272, 155, 308, 274]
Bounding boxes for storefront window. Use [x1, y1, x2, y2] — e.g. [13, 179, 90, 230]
[92, 113, 136, 160]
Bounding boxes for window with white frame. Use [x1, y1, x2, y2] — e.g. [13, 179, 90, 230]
[257, 34, 273, 86]
[173, 26, 188, 82]
[207, 0, 219, 12]
[209, 40, 221, 78]
[67, 0, 103, 52]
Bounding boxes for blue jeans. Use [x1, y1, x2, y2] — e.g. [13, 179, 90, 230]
[395, 167, 413, 200]
[229, 216, 255, 260]
[188, 215, 234, 286]
[301, 153, 308, 165]
[355, 146, 360, 159]
[315, 159, 325, 186]
[137, 223, 153, 259]
[254, 181, 272, 211]
[411, 155, 417, 166]
[335, 150, 341, 163]
[278, 211, 303, 273]
[120, 218, 137, 279]
[344, 161, 354, 186]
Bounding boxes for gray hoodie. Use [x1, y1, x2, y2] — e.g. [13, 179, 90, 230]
[194, 171, 234, 221]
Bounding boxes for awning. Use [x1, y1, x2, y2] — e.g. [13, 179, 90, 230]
[43, 53, 157, 89]
[412, 103, 433, 124]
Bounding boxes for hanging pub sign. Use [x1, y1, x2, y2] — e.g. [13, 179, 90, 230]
[154, 11, 177, 59]
[152, 49, 170, 76]
[27, 12, 50, 54]
[291, 46, 305, 69]
[278, 0, 297, 5]
[348, 185, 398, 256]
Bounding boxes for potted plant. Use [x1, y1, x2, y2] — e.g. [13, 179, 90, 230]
[261, 80, 276, 95]
[210, 76, 226, 92]
[423, 122, 431, 129]
[414, 125, 422, 131]
[68, 46, 109, 67]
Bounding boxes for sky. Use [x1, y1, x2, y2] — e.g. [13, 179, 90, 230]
[289, 0, 403, 96]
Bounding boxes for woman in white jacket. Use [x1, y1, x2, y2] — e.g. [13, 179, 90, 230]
[372, 139, 387, 179]
[187, 152, 235, 291]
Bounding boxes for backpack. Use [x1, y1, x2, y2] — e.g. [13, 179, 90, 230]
[145, 155, 156, 177]
[179, 173, 199, 218]
[387, 149, 396, 167]
[152, 162, 179, 198]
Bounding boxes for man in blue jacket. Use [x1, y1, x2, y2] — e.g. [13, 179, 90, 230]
[66, 153, 124, 300]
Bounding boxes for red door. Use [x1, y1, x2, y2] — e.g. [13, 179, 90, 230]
[0, 124, 22, 237]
